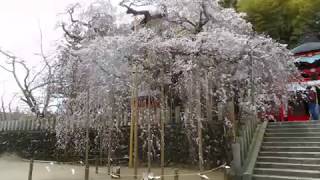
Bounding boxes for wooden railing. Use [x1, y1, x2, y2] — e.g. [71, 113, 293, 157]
[0, 119, 56, 132]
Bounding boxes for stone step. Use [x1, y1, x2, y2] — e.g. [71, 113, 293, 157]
[265, 132, 320, 137]
[257, 156, 320, 164]
[261, 146, 320, 152]
[269, 121, 320, 126]
[264, 137, 320, 142]
[268, 124, 320, 129]
[256, 162, 320, 170]
[254, 168, 320, 178]
[267, 123, 320, 129]
[253, 174, 320, 180]
[259, 151, 320, 158]
[263, 142, 320, 147]
[266, 128, 320, 133]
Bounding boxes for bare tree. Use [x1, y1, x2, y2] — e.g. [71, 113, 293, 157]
[0, 28, 54, 118]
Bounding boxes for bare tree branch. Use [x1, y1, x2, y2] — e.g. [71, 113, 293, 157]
[27, 63, 47, 87]
[1, 94, 6, 121]
[38, 25, 54, 117]
[61, 23, 84, 42]
[164, 2, 210, 34]
[120, 0, 164, 25]
[29, 81, 52, 92]
[8, 93, 17, 114]
[67, 4, 90, 27]
[0, 64, 13, 73]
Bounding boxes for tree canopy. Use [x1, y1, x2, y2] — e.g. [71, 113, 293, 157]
[238, 0, 320, 47]
[54, 0, 297, 131]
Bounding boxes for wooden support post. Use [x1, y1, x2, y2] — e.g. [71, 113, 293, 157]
[84, 126, 90, 180]
[133, 107, 138, 179]
[84, 88, 90, 180]
[160, 71, 165, 180]
[129, 66, 138, 169]
[108, 84, 116, 175]
[99, 130, 103, 166]
[129, 66, 138, 179]
[224, 166, 231, 180]
[28, 158, 34, 180]
[195, 73, 204, 179]
[129, 99, 134, 168]
[174, 169, 179, 180]
[95, 157, 99, 174]
[205, 73, 212, 122]
[107, 128, 112, 175]
[229, 99, 236, 143]
[147, 93, 152, 174]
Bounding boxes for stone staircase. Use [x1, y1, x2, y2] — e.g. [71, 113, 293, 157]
[253, 121, 320, 180]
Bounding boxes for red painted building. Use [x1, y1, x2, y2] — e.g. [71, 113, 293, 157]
[286, 42, 320, 121]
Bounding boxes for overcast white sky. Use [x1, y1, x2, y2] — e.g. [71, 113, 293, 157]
[0, 0, 123, 111]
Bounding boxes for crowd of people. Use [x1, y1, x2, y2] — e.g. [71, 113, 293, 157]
[261, 85, 320, 122]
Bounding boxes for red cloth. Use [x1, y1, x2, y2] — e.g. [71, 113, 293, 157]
[279, 104, 285, 121]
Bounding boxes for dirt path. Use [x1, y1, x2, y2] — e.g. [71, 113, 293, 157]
[0, 154, 223, 180]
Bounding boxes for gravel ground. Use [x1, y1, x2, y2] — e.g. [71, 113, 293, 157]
[0, 154, 224, 180]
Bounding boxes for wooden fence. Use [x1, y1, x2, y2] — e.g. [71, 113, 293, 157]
[0, 119, 56, 132]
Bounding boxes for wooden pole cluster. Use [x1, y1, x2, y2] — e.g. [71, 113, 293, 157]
[129, 18, 140, 173]
[128, 65, 139, 179]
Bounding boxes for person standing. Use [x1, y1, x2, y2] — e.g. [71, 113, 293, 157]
[306, 86, 319, 120]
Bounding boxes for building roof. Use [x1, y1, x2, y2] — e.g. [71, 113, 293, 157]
[292, 42, 320, 54]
